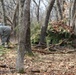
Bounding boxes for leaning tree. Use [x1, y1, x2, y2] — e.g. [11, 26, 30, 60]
[39, 0, 55, 46]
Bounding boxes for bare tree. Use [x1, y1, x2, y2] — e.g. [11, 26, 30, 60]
[33, 0, 41, 23]
[16, 0, 33, 72]
[71, 0, 76, 34]
[12, 3, 19, 38]
[69, 0, 72, 25]
[39, 0, 55, 46]
[56, 0, 63, 20]
[0, 0, 7, 24]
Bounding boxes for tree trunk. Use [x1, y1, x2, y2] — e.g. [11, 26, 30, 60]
[13, 3, 19, 39]
[54, 6, 59, 21]
[72, 0, 76, 34]
[36, 0, 40, 23]
[69, 0, 72, 26]
[62, 0, 66, 19]
[25, 27, 33, 55]
[56, 0, 63, 20]
[16, 0, 32, 72]
[72, 0, 76, 24]
[1, 0, 7, 24]
[33, 0, 41, 23]
[39, 0, 55, 46]
[16, 0, 25, 72]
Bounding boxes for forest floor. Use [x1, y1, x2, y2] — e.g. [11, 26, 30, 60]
[0, 43, 76, 75]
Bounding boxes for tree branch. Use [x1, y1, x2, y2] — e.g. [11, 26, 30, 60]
[33, 0, 38, 7]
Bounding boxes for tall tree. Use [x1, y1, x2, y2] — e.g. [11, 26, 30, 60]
[72, 0, 76, 34]
[1, 0, 7, 24]
[33, 0, 41, 23]
[13, 3, 19, 38]
[56, 0, 63, 20]
[39, 0, 55, 46]
[16, 0, 33, 72]
[69, 0, 72, 25]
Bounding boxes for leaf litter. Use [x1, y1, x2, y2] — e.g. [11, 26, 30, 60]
[0, 46, 76, 75]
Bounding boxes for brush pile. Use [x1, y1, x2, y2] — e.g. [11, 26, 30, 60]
[48, 21, 73, 34]
[47, 21, 76, 45]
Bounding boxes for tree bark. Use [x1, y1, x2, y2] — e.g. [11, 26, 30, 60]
[69, 0, 72, 26]
[1, 0, 7, 24]
[71, 0, 76, 34]
[39, 0, 55, 46]
[16, 0, 32, 72]
[54, 6, 59, 21]
[13, 3, 19, 39]
[33, 0, 41, 23]
[16, 0, 25, 72]
[56, 0, 63, 20]
[24, 2, 33, 55]
[36, 0, 40, 23]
